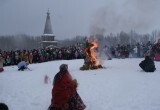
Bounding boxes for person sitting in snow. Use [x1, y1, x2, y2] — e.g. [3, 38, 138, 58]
[0, 54, 5, 72]
[0, 103, 9, 110]
[17, 61, 29, 71]
[48, 64, 86, 110]
[139, 54, 156, 72]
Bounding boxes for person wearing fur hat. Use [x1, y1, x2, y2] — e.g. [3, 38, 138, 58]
[139, 54, 156, 72]
[48, 64, 86, 110]
[0, 54, 5, 72]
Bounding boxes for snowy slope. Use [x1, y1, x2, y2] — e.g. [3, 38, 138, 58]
[0, 58, 160, 110]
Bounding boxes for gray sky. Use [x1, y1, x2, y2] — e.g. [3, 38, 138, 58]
[0, 0, 160, 40]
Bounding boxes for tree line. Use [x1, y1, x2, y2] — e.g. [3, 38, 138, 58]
[0, 30, 160, 50]
[0, 34, 41, 50]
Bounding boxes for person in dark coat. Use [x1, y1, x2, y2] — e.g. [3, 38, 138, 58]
[48, 64, 86, 110]
[139, 55, 156, 72]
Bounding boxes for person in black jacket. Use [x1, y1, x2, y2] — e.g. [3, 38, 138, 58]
[139, 55, 156, 72]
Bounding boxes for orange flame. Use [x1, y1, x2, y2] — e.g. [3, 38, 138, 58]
[81, 38, 103, 70]
[84, 39, 98, 64]
[90, 39, 98, 62]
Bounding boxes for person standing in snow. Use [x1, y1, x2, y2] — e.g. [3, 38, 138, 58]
[17, 61, 29, 71]
[48, 64, 86, 110]
[0, 54, 5, 72]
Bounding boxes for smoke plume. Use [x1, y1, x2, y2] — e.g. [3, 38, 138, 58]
[90, 0, 160, 35]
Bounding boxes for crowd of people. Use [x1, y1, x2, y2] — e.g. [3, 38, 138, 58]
[0, 40, 159, 64]
[104, 39, 160, 60]
[0, 44, 84, 67]
[0, 39, 160, 72]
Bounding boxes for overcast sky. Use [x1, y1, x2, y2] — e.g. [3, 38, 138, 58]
[0, 0, 160, 40]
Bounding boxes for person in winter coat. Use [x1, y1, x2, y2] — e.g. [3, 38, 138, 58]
[6, 55, 11, 66]
[139, 54, 156, 72]
[0, 54, 5, 72]
[48, 64, 86, 110]
[29, 51, 33, 64]
[17, 61, 29, 71]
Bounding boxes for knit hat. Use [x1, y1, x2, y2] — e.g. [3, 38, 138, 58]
[59, 64, 68, 71]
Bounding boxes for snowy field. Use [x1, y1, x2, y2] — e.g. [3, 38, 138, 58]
[0, 58, 160, 110]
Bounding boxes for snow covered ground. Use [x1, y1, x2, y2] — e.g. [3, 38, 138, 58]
[0, 58, 160, 110]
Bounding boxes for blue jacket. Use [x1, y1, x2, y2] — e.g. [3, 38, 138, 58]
[17, 61, 27, 69]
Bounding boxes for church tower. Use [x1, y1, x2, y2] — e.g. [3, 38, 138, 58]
[41, 10, 57, 48]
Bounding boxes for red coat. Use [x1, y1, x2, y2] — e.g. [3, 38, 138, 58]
[51, 72, 75, 109]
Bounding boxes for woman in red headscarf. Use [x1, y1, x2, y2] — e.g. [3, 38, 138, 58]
[48, 64, 86, 110]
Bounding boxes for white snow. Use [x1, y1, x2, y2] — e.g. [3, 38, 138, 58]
[0, 58, 160, 110]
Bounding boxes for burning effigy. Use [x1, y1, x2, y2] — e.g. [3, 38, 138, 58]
[80, 39, 103, 70]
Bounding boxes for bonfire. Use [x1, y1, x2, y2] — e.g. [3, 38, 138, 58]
[80, 39, 103, 70]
